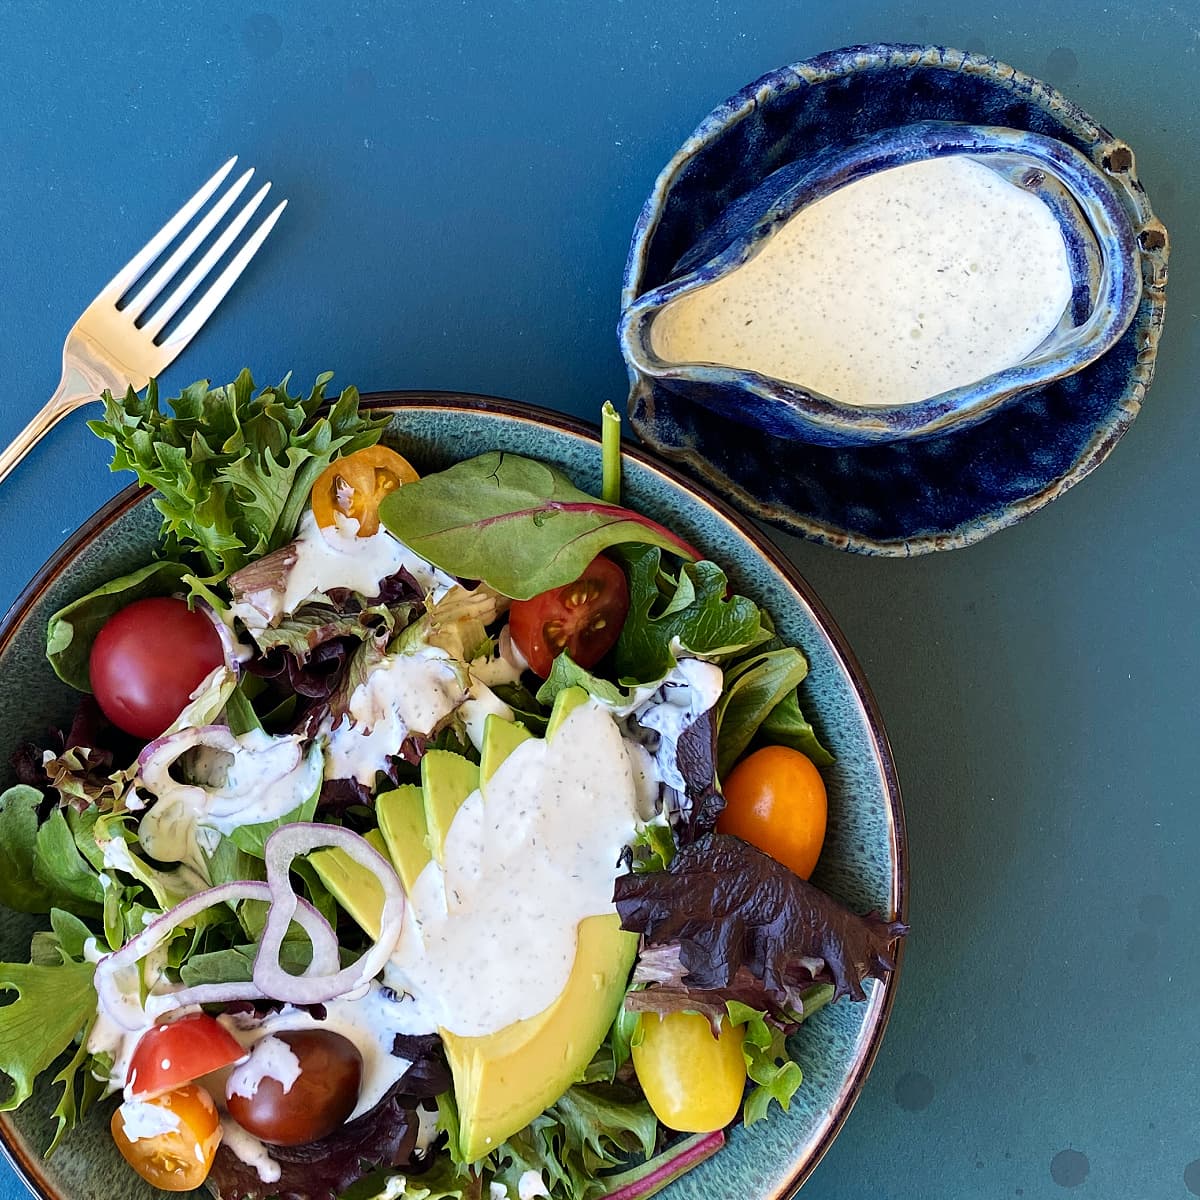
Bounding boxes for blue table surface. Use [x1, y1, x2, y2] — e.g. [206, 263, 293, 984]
[1, 3, 1197, 1199]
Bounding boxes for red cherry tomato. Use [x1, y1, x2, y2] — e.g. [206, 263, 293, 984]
[508, 555, 630, 678]
[127, 1013, 247, 1101]
[225, 1029, 363, 1146]
[89, 597, 225, 739]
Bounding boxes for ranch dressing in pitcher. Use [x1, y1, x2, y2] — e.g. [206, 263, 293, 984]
[650, 155, 1073, 407]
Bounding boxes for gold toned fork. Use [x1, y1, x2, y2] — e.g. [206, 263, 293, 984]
[0, 157, 286, 485]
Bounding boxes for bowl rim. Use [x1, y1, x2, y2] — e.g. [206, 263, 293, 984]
[0, 390, 908, 1200]
[619, 120, 1143, 446]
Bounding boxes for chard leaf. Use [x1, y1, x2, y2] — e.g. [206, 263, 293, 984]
[613, 547, 771, 683]
[45, 559, 189, 691]
[0, 958, 97, 1113]
[379, 451, 698, 600]
[715, 647, 809, 777]
[615, 833, 907, 1005]
[759, 690, 835, 768]
[88, 371, 388, 580]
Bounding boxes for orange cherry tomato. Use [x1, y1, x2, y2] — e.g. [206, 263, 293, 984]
[311, 445, 419, 537]
[717, 745, 827, 879]
[127, 1012, 246, 1100]
[111, 1084, 221, 1192]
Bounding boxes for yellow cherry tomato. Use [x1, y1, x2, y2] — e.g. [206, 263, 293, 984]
[717, 745, 827, 879]
[631, 1012, 746, 1132]
[310, 445, 419, 537]
[110, 1083, 221, 1192]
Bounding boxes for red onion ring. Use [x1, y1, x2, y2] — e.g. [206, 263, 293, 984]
[95, 881, 339, 1031]
[255, 823, 405, 1006]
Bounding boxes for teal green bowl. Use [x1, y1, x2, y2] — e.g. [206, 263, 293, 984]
[0, 395, 906, 1200]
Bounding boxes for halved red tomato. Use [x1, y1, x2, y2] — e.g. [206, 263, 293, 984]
[508, 555, 630, 678]
[311, 445, 419, 537]
[127, 1013, 246, 1100]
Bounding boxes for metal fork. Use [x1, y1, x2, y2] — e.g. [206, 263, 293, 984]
[0, 157, 286, 485]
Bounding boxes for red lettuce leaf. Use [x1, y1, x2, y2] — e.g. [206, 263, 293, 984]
[614, 833, 906, 1004]
[207, 1084, 416, 1200]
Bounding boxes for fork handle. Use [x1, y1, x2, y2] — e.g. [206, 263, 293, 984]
[0, 364, 105, 486]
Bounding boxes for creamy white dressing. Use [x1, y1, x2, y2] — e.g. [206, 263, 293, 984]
[226, 1035, 302, 1099]
[518, 1170, 551, 1200]
[136, 729, 323, 873]
[323, 648, 467, 785]
[629, 657, 724, 792]
[383, 701, 640, 1037]
[216, 982, 414, 1121]
[651, 155, 1073, 407]
[220, 1117, 281, 1184]
[116, 1099, 181, 1141]
[231, 510, 455, 630]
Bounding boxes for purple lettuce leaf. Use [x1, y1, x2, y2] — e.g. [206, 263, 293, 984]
[614, 833, 906, 1004]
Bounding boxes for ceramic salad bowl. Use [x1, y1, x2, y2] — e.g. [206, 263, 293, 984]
[623, 43, 1169, 554]
[620, 121, 1143, 447]
[0, 394, 906, 1200]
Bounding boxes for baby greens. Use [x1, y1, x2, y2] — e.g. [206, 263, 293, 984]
[88, 370, 389, 579]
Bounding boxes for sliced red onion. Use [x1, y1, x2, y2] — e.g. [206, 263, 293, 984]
[195, 598, 251, 670]
[255, 823, 405, 1006]
[95, 881, 339, 1031]
[137, 723, 238, 774]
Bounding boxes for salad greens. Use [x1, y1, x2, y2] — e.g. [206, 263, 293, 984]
[0, 370, 903, 1200]
[88, 370, 389, 579]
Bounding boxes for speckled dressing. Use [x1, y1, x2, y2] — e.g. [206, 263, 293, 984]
[651, 156, 1072, 408]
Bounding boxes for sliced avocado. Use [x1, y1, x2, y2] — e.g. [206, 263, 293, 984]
[378, 784, 432, 893]
[545, 685, 589, 740]
[309, 839, 389, 939]
[421, 750, 481, 863]
[479, 713, 533, 787]
[446, 914, 638, 1162]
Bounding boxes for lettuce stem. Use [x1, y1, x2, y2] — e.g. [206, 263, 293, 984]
[601, 401, 622, 505]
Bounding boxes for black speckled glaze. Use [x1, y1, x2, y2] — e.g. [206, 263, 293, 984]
[622, 43, 1169, 554]
[0, 396, 905, 1200]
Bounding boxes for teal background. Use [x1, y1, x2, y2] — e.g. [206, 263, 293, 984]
[0, 2, 1195, 1199]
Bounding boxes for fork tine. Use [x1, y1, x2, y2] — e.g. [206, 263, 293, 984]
[142, 180, 273, 339]
[124, 167, 255, 322]
[160, 198, 287, 351]
[97, 156, 239, 302]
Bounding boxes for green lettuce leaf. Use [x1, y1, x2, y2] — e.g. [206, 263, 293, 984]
[613, 548, 771, 683]
[0, 786, 104, 916]
[759, 690, 835, 768]
[0, 958, 97, 1114]
[45, 559, 189, 691]
[725, 1002, 803, 1125]
[379, 451, 698, 600]
[87, 370, 388, 579]
[715, 647, 810, 777]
